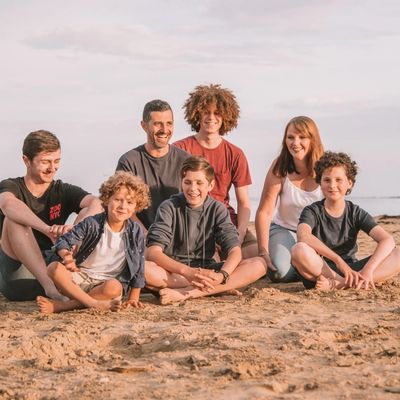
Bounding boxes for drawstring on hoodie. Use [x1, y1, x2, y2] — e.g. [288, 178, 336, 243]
[184, 204, 206, 267]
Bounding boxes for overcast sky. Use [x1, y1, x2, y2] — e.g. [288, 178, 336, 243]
[1, 0, 399, 205]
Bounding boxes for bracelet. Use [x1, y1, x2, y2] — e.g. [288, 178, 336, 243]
[258, 252, 269, 257]
[217, 270, 230, 284]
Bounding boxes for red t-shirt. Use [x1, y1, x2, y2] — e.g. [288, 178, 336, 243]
[173, 136, 252, 226]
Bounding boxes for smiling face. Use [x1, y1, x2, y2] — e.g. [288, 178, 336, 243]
[141, 110, 174, 151]
[285, 123, 311, 162]
[106, 186, 136, 231]
[24, 150, 61, 184]
[199, 103, 223, 136]
[181, 169, 215, 208]
[320, 166, 353, 203]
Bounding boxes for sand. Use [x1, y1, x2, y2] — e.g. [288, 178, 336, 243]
[1, 216, 400, 400]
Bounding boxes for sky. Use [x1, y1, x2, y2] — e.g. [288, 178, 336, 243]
[1, 0, 399, 206]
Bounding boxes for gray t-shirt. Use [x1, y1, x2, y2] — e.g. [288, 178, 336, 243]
[299, 199, 377, 263]
[116, 144, 190, 229]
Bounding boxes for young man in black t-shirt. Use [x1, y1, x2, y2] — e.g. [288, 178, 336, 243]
[0, 130, 102, 301]
[291, 151, 400, 291]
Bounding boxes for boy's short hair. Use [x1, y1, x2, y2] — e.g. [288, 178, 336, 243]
[142, 99, 173, 123]
[23, 130, 60, 160]
[183, 84, 240, 135]
[180, 156, 215, 184]
[99, 171, 151, 212]
[315, 151, 358, 194]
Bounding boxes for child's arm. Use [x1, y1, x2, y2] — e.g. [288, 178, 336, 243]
[124, 287, 144, 308]
[357, 225, 396, 290]
[145, 245, 202, 284]
[297, 223, 362, 288]
[194, 246, 242, 289]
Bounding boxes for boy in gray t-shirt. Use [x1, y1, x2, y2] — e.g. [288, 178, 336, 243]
[291, 151, 400, 291]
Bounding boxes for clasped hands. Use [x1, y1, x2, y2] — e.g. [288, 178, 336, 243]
[185, 267, 223, 291]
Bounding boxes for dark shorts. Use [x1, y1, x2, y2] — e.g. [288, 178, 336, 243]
[301, 256, 371, 289]
[186, 260, 224, 271]
[0, 248, 54, 301]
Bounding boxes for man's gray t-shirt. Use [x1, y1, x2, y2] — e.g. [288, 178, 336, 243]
[116, 144, 190, 229]
[299, 199, 377, 263]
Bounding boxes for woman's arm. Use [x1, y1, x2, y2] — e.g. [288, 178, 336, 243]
[255, 163, 282, 269]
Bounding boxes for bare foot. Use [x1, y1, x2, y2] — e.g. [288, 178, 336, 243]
[37, 296, 72, 314]
[92, 299, 122, 311]
[315, 275, 336, 291]
[159, 288, 190, 305]
[37, 296, 121, 313]
[226, 289, 242, 297]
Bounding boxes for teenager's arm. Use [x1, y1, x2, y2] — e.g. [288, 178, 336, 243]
[357, 225, 396, 289]
[254, 165, 282, 270]
[234, 185, 251, 244]
[145, 245, 199, 282]
[0, 192, 54, 239]
[297, 223, 361, 287]
[74, 194, 103, 224]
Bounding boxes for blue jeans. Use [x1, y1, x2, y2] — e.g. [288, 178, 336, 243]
[267, 223, 301, 283]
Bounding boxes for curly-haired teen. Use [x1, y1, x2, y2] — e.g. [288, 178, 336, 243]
[116, 99, 190, 232]
[0, 130, 103, 302]
[174, 84, 256, 258]
[249, 116, 324, 283]
[37, 172, 151, 313]
[291, 152, 400, 291]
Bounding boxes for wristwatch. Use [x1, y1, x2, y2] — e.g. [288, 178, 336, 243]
[218, 270, 230, 284]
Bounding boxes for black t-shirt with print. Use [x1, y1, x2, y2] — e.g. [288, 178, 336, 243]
[0, 177, 88, 251]
[299, 199, 377, 263]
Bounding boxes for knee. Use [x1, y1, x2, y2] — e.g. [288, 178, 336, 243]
[144, 261, 166, 288]
[290, 242, 311, 264]
[47, 262, 65, 279]
[103, 279, 123, 298]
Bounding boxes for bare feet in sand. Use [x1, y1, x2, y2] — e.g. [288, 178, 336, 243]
[36, 296, 121, 314]
[159, 288, 189, 305]
[315, 275, 336, 291]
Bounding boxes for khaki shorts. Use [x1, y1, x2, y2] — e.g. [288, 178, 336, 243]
[71, 271, 105, 293]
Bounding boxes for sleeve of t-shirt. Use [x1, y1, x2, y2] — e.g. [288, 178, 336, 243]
[129, 226, 146, 288]
[0, 179, 21, 198]
[231, 148, 252, 188]
[61, 183, 89, 214]
[354, 205, 377, 234]
[214, 203, 240, 256]
[116, 153, 138, 174]
[146, 200, 174, 250]
[298, 204, 318, 230]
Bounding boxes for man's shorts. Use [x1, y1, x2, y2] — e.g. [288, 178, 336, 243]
[186, 260, 224, 271]
[301, 256, 371, 289]
[0, 248, 54, 301]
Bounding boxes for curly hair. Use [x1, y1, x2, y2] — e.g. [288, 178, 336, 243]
[99, 171, 150, 213]
[273, 116, 324, 178]
[315, 151, 358, 194]
[180, 156, 215, 184]
[183, 84, 240, 135]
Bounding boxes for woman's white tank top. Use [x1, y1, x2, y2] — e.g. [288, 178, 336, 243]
[272, 176, 322, 231]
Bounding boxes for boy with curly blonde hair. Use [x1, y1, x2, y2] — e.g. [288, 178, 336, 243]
[37, 171, 150, 313]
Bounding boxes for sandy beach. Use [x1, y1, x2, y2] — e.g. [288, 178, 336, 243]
[0, 215, 399, 399]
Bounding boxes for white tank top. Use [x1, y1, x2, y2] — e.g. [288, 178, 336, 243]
[272, 176, 322, 231]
